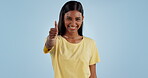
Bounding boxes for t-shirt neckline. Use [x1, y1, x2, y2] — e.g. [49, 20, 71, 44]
[60, 35, 84, 45]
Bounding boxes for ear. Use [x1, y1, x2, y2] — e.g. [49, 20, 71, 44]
[82, 16, 84, 21]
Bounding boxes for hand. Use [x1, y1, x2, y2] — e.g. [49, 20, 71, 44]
[45, 21, 58, 49]
[48, 21, 58, 40]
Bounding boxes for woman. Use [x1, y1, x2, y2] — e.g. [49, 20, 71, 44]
[43, 1, 100, 78]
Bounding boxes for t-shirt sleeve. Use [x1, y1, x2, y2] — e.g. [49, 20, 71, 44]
[43, 38, 55, 54]
[89, 40, 100, 65]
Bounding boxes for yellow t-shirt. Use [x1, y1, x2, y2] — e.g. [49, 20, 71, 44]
[43, 35, 100, 78]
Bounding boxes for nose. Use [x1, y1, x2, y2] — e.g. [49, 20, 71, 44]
[70, 20, 77, 27]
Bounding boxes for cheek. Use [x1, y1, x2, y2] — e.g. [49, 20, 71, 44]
[78, 21, 82, 24]
[64, 19, 68, 25]
[64, 21, 69, 27]
[78, 22, 82, 26]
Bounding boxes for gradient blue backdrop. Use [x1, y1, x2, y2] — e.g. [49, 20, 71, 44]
[0, 0, 147, 78]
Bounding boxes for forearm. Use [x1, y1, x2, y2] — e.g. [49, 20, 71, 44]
[89, 64, 97, 78]
[45, 37, 56, 50]
[89, 74, 97, 78]
[45, 39, 53, 50]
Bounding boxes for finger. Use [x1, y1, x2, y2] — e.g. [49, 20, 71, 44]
[49, 35, 56, 39]
[55, 21, 58, 32]
[49, 34, 57, 37]
[50, 28, 56, 31]
[49, 31, 57, 34]
[49, 36, 55, 39]
[50, 28, 57, 33]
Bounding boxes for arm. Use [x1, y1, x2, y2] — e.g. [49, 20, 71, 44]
[44, 21, 58, 54]
[89, 64, 97, 78]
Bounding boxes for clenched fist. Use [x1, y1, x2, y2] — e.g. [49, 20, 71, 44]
[49, 21, 58, 39]
[45, 21, 58, 50]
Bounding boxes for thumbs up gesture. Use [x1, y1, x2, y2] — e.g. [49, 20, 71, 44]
[45, 21, 58, 50]
[49, 21, 58, 40]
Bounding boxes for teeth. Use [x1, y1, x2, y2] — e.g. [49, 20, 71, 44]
[68, 25, 76, 29]
[70, 27, 76, 29]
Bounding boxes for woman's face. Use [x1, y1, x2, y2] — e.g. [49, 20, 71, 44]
[64, 10, 84, 33]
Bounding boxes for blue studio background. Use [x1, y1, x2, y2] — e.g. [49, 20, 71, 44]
[0, 0, 147, 78]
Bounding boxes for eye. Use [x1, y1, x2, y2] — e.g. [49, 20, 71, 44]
[66, 17, 72, 20]
[76, 18, 81, 21]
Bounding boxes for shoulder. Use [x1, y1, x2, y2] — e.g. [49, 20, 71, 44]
[57, 35, 63, 39]
[57, 35, 61, 38]
[83, 36, 96, 44]
[56, 35, 62, 41]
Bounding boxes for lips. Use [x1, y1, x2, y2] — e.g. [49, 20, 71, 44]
[68, 25, 77, 30]
[70, 26, 76, 29]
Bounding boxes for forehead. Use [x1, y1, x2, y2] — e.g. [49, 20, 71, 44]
[65, 10, 82, 17]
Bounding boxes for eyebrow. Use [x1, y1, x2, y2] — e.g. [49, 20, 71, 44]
[66, 16, 81, 18]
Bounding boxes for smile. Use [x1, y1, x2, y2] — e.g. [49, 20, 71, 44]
[68, 25, 78, 30]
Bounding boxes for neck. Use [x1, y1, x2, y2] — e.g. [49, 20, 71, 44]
[64, 31, 79, 38]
